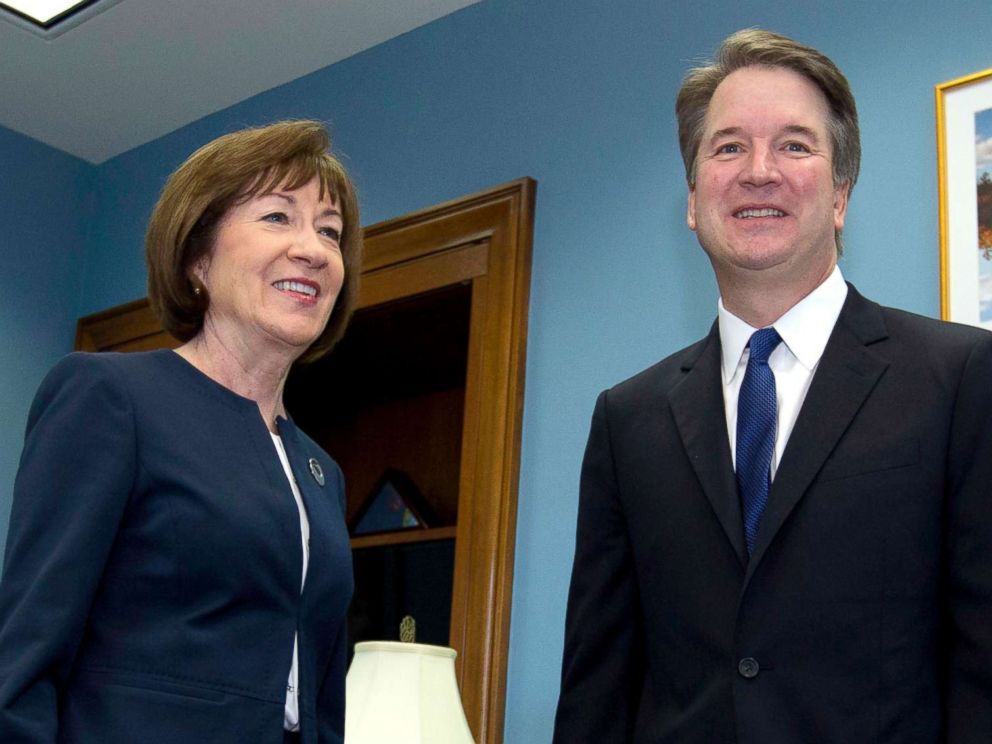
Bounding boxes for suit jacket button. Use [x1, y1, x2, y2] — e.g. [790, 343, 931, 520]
[738, 657, 760, 679]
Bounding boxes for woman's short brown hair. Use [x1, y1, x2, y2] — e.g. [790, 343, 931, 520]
[676, 29, 860, 193]
[146, 119, 363, 363]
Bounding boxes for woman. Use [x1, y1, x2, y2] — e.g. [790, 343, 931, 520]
[0, 120, 362, 743]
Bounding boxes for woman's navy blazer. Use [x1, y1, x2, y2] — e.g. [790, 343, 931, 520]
[0, 350, 354, 743]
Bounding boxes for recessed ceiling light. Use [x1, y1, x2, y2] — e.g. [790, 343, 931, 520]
[1, 1, 93, 27]
[0, 0, 121, 38]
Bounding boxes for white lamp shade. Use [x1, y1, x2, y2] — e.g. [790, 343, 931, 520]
[345, 641, 475, 743]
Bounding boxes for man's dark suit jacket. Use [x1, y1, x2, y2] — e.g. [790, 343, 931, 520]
[0, 350, 353, 743]
[553, 285, 992, 743]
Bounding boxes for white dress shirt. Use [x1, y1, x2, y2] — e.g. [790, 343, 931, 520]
[719, 266, 848, 478]
[271, 433, 310, 733]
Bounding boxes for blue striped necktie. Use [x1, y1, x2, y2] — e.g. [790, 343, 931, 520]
[736, 328, 781, 555]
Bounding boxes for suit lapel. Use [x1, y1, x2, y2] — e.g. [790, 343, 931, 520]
[275, 417, 331, 602]
[276, 418, 324, 526]
[670, 323, 748, 566]
[745, 286, 890, 581]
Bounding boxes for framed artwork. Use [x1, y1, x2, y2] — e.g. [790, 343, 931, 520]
[349, 469, 436, 536]
[936, 68, 992, 328]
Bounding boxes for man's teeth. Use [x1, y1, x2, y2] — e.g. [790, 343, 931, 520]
[274, 280, 317, 297]
[735, 208, 785, 218]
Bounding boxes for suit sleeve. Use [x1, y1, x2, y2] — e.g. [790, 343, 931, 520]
[553, 390, 645, 743]
[0, 354, 136, 743]
[945, 334, 992, 742]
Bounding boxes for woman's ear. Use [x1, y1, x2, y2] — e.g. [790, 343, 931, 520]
[186, 259, 210, 303]
[189, 257, 208, 286]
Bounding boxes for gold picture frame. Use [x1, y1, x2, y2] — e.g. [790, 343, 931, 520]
[936, 68, 992, 327]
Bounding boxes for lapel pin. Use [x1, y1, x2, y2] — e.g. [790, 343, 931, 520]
[308, 458, 325, 486]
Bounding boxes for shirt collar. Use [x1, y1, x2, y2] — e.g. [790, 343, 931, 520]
[718, 265, 848, 383]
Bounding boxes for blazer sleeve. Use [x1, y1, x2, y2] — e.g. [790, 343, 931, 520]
[945, 334, 992, 742]
[553, 390, 645, 743]
[0, 354, 137, 743]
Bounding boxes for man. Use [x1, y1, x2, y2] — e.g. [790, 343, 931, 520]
[553, 29, 992, 743]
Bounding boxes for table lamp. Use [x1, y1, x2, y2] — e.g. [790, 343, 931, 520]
[345, 631, 475, 743]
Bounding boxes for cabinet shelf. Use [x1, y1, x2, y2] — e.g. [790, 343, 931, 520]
[350, 525, 457, 550]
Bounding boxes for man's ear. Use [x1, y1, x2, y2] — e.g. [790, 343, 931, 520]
[687, 185, 697, 232]
[833, 181, 850, 232]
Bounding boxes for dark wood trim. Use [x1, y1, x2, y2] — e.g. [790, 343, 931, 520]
[350, 525, 457, 550]
[76, 297, 175, 352]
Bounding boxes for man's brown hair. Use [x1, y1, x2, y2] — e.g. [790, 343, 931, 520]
[676, 28, 860, 193]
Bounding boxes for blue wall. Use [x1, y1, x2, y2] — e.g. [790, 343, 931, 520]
[0, 126, 91, 546]
[4, 0, 992, 739]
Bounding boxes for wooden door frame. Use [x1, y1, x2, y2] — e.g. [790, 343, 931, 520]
[358, 179, 533, 742]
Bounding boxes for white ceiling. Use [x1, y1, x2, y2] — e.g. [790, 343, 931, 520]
[0, 0, 480, 163]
